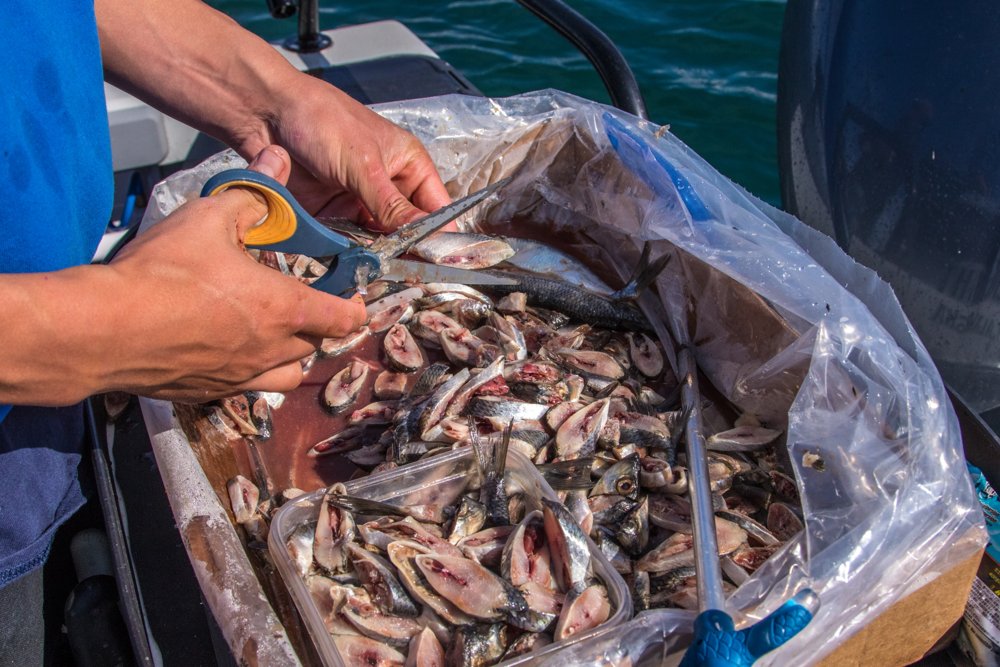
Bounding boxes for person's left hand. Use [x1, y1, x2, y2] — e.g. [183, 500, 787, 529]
[236, 75, 453, 233]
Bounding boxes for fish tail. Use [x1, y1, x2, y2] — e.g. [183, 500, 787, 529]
[612, 241, 672, 301]
[496, 419, 512, 476]
[468, 416, 490, 477]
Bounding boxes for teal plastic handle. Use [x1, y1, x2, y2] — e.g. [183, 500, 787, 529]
[679, 590, 818, 667]
[200, 169, 380, 296]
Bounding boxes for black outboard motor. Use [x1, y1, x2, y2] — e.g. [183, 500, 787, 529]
[777, 1, 1000, 434]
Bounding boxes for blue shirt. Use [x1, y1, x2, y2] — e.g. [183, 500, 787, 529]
[0, 0, 113, 586]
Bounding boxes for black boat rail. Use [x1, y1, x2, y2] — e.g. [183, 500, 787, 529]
[513, 0, 648, 120]
[266, 0, 648, 119]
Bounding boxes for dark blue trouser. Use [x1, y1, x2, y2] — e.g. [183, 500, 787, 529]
[0, 566, 43, 667]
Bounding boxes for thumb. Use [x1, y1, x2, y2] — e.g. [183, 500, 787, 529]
[228, 146, 294, 238]
[248, 145, 292, 183]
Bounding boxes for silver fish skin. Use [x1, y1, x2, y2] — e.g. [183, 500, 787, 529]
[314, 484, 356, 574]
[448, 496, 488, 544]
[564, 489, 595, 536]
[445, 356, 506, 419]
[439, 326, 500, 368]
[648, 565, 697, 608]
[470, 419, 510, 526]
[629, 570, 651, 613]
[589, 453, 641, 500]
[541, 498, 592, 594]
[319, 325, 370, 357]
[615, 495, 649, 556]
[636, 517, 747, 573]
[415, 553, 529, 622]
[502, 236, 615, 295]
[285, 522, 315, 577]
[383, 323, 425, 372]
[332, 585, 422, 648]
[417, 368, 472, 440]
[386, 541, 478, 627]
[446, 623, 510, 667]
[480, 268, 652, 332]
[555, 398, 610, 460]
[467, 395, 549, 422]
[594, 526, 634, 576]
[489, 311, 528, 361]
[358, 516, 464, 557]
[347, 543, 420, 617]
[422, 282, 494, 304]
[409, 362, 452, 397]
[411, 232, 516, 269]
[323, 360, 370, 414]
[502, 631, 552, 660]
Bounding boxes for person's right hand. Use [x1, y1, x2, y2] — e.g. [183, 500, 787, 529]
[101, 145, 366, 402]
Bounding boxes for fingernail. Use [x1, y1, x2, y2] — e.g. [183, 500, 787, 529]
[249, 146, 284, 178]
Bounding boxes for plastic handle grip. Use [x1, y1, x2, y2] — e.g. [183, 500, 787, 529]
[679, 590, 817, 667]
[309, 246, 381, 297]
[200, 169, 356, 256]
[202, 170, 300, 246]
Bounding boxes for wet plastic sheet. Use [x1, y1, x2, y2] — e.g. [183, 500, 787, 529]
[143, 90, 986, 664]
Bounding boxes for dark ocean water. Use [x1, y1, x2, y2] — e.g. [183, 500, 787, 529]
[210, 0, 787, 205]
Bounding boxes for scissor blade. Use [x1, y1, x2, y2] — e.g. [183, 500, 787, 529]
[372, 177, 511, 261]
[380, 259, 518, 286]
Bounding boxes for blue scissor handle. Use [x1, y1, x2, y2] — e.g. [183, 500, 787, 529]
[201, 168, 381, 296]
[679, 590, 818, 667]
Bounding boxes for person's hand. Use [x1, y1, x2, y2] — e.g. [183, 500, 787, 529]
[102, 145, 367, 402]
[97, 0, 452, 233]
[236, 76, 453, 233]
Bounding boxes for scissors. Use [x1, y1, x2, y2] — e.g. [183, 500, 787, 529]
[200, 169, 515, 296]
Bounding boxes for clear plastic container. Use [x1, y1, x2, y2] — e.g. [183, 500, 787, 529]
[268, 447, 632, 666]
[534, 608, 694, 667]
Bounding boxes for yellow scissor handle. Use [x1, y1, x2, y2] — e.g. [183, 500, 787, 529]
[203, 173, 299, 246]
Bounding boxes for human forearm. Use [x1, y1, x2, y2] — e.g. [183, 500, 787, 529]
[0, 148, 366, 407]
[96, 0, 451, 231]
[0, 266, 120, 405]
[95, 0, 294, 156]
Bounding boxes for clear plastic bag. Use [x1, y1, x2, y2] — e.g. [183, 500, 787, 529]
[375, 90, 986, 664]
[142, 89, 986, 664]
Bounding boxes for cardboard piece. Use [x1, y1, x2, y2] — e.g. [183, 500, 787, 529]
[818, 546, 981, 666]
